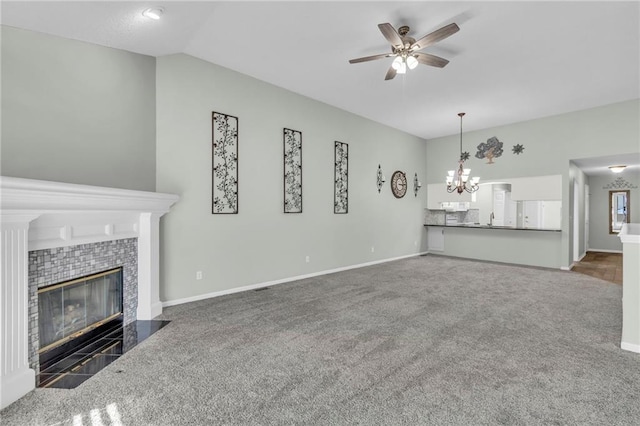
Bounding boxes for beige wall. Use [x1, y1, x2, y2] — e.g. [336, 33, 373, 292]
[1, 26, 157, 191]
[155, 54, 428, 303]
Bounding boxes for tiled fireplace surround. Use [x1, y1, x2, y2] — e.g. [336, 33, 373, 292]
[28, 238, 138, 375]
[0, 177, 179, 409]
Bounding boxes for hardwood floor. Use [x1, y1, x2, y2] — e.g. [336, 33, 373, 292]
[571, 251, 622, 285]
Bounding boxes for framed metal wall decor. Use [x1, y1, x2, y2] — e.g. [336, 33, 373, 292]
[212, 111, 239, 214]
[283, 128, 303, 213]
[334, 141, 349, 214]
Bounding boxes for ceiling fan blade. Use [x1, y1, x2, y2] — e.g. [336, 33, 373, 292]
[410, 23, 460, 51]
[378, 23, 403, 47]
[415, 52, 450, 68]
[349, 53, 392, 64]
[384, 67, 397, 80]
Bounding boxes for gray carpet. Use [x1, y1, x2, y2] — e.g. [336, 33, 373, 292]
[2, 255, 639, 425]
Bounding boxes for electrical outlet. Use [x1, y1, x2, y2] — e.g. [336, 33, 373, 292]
[305, 256, 310, 263]
[371, 246, 375, 253]
[196, 271, 203, 280]
[414, 240, 418, 246]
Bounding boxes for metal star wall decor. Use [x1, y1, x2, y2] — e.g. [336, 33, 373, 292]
[512, 144, 525, 155]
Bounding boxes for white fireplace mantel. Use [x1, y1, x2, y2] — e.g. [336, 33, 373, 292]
[0, 176, 179, 409]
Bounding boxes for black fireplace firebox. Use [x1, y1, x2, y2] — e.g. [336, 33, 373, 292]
[36, 267, 170, 388]
[38, 267, 123, 352]
[38, 268, 123, 383]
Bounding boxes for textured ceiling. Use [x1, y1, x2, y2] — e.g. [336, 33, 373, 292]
[2, 1, 639, 149]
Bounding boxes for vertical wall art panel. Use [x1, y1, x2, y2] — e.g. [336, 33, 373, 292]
[212, 112, 239, 214]
[334, 141, 349, 214]
[283, 128, 303, 213]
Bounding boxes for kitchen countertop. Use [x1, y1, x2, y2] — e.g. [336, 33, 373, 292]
[424, 223, 561, 232]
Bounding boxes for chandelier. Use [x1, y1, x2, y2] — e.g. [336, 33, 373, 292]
[446, 112, 479, 194]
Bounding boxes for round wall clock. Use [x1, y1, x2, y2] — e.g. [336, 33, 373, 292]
[390, 171, 407, 198]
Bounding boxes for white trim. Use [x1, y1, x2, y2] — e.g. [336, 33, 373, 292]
[163, 251, 429, 308]
[564, 251, 589, 270]
[586, 248, 623, 254]
[619, 223, 640, 244]
[621, 341, 640, 354]
[0, 368, 35, 409]
[0, 176, 178, 213]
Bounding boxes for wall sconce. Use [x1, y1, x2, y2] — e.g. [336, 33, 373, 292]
[414, 173, 422, 197]
[377, 164, 386, 193]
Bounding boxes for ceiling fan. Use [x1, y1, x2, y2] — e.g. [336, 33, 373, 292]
[349, 22, 459, 80]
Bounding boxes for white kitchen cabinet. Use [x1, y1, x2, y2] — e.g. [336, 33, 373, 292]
[427, 226, 445, 251]
[427, 183, 472, 209]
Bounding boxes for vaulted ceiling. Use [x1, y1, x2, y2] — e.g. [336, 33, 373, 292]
[2, 1, 639, 142]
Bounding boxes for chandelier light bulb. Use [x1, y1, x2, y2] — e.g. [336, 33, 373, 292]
[445, 112, 479, 194]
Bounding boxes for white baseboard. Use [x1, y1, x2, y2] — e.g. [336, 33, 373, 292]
[587, 248, 623, 254]
[163, 252, 428, 308]
[621, 341, 640, 354]
[564, 252, 586, 271]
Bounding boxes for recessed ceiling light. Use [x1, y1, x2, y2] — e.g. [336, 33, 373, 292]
[608, 165, 627, 173]
[142, 7, 164, 20]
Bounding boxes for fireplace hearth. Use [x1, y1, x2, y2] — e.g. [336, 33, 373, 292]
[38, 319, 169, 388]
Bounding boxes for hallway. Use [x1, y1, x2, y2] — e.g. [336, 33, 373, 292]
[571, 251, 622, 285]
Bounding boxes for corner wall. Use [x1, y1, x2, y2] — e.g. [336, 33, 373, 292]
[155, 54, 427, 303]
[1, 26, 157, 191]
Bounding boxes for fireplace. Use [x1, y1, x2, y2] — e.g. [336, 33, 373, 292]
[38, 268, 123, 360]
[28, 239, 139, 376]
[1, 176, 179, 408]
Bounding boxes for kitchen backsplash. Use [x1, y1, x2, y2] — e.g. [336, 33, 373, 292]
[425, 209, 480, 225]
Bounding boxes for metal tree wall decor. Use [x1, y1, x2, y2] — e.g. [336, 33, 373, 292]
[475, 136, 504, 164]
[334, 141, 349, 214]
[212, 111, 239, 214]
[283, 128, 303, 213]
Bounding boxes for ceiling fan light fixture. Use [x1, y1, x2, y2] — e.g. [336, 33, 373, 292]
[142, 7, 164, 20]
[397, 63, 407, 74]
[391, 56, 403, 70]
[406, 55, 418, 70]
[348, 22, 459, 80]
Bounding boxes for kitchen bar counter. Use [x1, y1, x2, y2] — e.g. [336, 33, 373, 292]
[424, 223, 561, 232]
